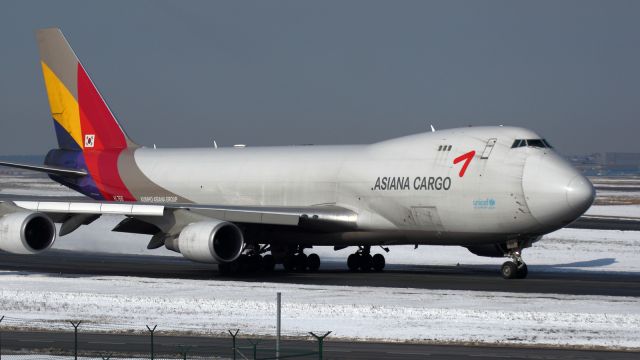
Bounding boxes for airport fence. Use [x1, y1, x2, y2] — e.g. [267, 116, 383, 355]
[0, 316, 330, 360]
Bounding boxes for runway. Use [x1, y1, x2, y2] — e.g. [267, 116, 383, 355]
[2, 330, 638, 360]
[1, 249, 639, 297]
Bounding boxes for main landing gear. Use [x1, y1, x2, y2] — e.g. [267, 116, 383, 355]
[347, 246, 386, 272]
[219, 245, 323, 275]
[218, 245, 277, 275]
[218, 253, 274, 275]
[282, 247, 321, 272]
[501, 249, 528, 279]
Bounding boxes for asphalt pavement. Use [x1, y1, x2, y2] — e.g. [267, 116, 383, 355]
[1, 330, 638, 360]
[0, 250, 638, 297]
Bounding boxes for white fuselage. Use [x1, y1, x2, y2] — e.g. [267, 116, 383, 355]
[125, 126, 594, 246]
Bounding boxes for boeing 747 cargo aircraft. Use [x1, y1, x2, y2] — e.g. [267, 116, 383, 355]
[0, 28, 597, 279]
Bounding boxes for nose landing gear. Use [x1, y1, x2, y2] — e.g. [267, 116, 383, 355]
[501, 250, 528, 279]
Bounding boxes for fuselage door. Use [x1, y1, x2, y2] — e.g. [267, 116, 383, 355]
[480, 138, 497, 159]
[410, 206, 444, 232]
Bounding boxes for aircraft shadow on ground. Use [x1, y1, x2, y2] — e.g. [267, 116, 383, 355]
[538, 257, 617, 269]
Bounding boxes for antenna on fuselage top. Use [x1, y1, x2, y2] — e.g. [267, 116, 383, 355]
[213, 140, 218, 149]
[430, 125, 436, 132]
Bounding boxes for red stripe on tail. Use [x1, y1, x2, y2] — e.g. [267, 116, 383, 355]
[78, 63, 135, 201]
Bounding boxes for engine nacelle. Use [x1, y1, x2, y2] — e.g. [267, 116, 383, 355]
[176, 220, 244, 264]
[0, 211, 56, 254]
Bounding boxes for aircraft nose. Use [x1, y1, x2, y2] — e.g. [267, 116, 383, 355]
[566, 174, 596, 213]
[522, 153, 595, 230]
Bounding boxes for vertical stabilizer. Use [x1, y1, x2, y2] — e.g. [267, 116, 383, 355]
[37, 28, 137, 201]
[36, 27, 137, 151]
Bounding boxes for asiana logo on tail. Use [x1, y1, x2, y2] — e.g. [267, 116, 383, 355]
[372, 176, 452, 191]
[84, 134, 95, 148]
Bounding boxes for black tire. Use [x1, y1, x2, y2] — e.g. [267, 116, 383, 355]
[360, 254, 373, 271]
[372, 254, 386, 271]
[307, 253, 321, 271]
[516, 263, 528, 279]
[283, 256, 295, 272]
[295, 253, 308, 271]
[262, 254, 276, 272]
[347, 254, 359, 271]
[501, 261, 518, 279]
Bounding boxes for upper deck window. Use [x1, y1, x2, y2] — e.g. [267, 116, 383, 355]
[511, 139, 552, 149]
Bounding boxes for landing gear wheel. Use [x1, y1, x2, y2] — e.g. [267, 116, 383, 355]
[372, 254, 386, 272]
[307, 253, 321, 272]
[516, 263, 528, 279]
[347, 254, 359, 271]
[501, 261, 518, 279]
[295, 253, 308, 271]
[262, 254, 276, 272]
[359, 254, 373, 271]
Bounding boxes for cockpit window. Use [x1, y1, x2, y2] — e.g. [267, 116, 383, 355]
[511, 138, 552, 149]
[527, 139, 545, 148]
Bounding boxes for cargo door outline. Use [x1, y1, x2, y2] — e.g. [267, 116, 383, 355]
[480, 138, 497, 159]
[410, 206, 444, 232]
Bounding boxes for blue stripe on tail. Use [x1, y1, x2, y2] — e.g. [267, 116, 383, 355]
[53, 119, 82, 151]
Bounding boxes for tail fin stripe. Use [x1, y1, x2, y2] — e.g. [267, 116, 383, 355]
[41, 61, 83, 148]
[53, 120, 82, 151]
[77, 63, 128, 150]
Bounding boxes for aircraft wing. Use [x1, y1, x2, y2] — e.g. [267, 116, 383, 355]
[10, 199, 358, 232]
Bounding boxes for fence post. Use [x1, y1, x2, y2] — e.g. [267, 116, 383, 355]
[0, 315, 4, 360]
[309, 332, 331, 360]
[247, 339, 260, 360]
[176, 345, 191, 360]
[70, 321, 81, 360]
[228, 329, 239, 360]
[276, 292, 281, 360]
[146, 325, 157, 360]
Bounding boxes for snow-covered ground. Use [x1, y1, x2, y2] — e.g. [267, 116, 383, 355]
[587, 204, 640, 218]
[0, 173, 78, 197]
[1, 272, 639, 349]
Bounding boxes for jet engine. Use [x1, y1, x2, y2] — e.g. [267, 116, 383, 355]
[172, 220, 244, 264]
[0, 211, 56, 254]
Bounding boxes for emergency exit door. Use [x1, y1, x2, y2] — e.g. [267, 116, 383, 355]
[480, 138, 497, 159]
